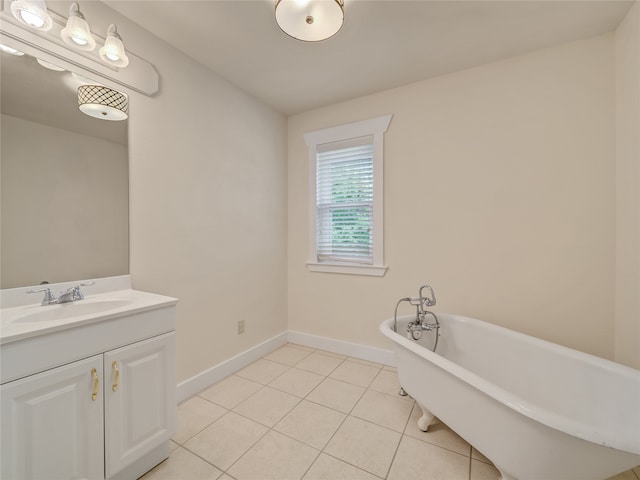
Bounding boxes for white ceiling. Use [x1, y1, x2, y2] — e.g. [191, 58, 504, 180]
[108, 0, 632, 115]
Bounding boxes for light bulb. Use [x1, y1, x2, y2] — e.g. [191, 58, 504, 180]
[99, 24, 129, 68]
[61, 3, 96, 51]
[20, 9, 44, 27]
[10, 0, 53, 31]
[71, 36, 88, 46]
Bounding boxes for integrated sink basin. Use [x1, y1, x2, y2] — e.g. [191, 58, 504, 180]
[12, 299, 135, 323]
[1, 283, 178, 347]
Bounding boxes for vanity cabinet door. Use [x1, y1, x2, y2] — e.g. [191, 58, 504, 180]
[0, 355, 105, 480]
[104, 332, 176, 479]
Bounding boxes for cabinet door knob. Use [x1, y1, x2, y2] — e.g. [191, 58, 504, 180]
[112, 361, 120, 392]
[91, 368, 99, 401]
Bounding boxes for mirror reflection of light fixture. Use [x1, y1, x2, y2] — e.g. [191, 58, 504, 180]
[10, 0, 53, 31]
[78, 85, 128, 121]
[36, 58, 66, 71]
[61, 2, 96, 51]
[0, 44, 25, 56]
[99, 24, 129, 68]
[275, 0, 344, 42]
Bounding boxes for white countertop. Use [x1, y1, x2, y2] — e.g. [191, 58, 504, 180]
[0, 277, 178, 345]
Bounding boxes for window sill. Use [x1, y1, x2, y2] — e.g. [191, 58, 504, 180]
[306, 262, 387, 277]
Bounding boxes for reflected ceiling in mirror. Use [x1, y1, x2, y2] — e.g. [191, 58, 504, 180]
[1, 49, 127, 143]
[0, 49, 129, 289]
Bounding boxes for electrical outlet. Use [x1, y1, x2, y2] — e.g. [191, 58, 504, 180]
[237, 320, 245, 335]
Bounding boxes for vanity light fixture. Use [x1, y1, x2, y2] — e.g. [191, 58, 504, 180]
[61, 2, 96, 51]
[0, 44, 25, 55]
[275, 0, 344, 42]
[10, 0, 53, 31]
[99, 24, 129, 68]
[78, 85, 128, 121]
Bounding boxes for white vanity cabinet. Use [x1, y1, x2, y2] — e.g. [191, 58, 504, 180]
[0, 288, 177, 480]
[1, 354, 105, 480]
[105, 333, 175, 479]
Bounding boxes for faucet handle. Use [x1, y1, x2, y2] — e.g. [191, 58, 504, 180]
[26, 287, 57, 305]
[69, 281, 95, 300]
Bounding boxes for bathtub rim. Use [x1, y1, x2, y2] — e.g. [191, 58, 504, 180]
[380, 314, 640, 456]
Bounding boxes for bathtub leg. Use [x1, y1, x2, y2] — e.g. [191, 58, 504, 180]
[416, 404, 436, 432]
[399, 387, 408, 397]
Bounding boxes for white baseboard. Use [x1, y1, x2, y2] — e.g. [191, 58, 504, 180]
[287, 330, 395, 366]
[176, 331, 288, 403]
[176, 330, 396, 404]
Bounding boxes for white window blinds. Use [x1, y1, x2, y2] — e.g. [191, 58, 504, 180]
[316, 136, 374, 264]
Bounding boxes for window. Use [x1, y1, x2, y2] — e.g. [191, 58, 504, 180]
[304, 114, 392, 276]
[316, 137, 374, 264]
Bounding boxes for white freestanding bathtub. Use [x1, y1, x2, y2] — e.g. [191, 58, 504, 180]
[380, 314, 640, 480]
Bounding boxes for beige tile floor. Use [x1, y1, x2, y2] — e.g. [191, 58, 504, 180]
[141, 343, 640, 480]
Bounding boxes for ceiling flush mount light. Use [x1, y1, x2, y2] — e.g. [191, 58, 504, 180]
[10, 0, 53, 31]
[99, 24, 129, 68]
[78, 85, 128, 121]
[61, 2, 96, 51]
[275, 0, 344, 42]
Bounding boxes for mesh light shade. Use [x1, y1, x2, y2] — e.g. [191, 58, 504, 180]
[78, 85, 128, 121]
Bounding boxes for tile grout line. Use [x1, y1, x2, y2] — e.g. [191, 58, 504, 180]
[179, 384, 297, 476]
[223, 348, 335, 480]
[313, 365, 396, 480]
[219, 349, 329, 479]
[297, 353, 363, 479]
[169, 344, 400, 480]
[172, 394, 235, 446]
[320, 450, 387, 480]
[382, 400, 415, 480]
[161, 342, 505, 480]
[296, 350, 387, 480]
[263, 347, 315, 367]
[176, 443, 233, 476]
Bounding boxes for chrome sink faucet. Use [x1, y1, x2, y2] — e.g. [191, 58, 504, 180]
[27, 281, 95, 305]
[57, 282, 95, 304]
[26, 287, 58, 306]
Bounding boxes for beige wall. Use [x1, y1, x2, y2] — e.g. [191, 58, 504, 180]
[288, 34, 617, 359]
[5, 2, 631, 383]
[615, 2, 640, 369]
[1, 114, 128, 288]
[76, 2, 288, 383]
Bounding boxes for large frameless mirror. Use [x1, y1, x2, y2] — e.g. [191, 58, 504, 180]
[0, 47, 129, 288]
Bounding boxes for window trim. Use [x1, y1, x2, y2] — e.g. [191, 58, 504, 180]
[303, 114, 392, 276]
